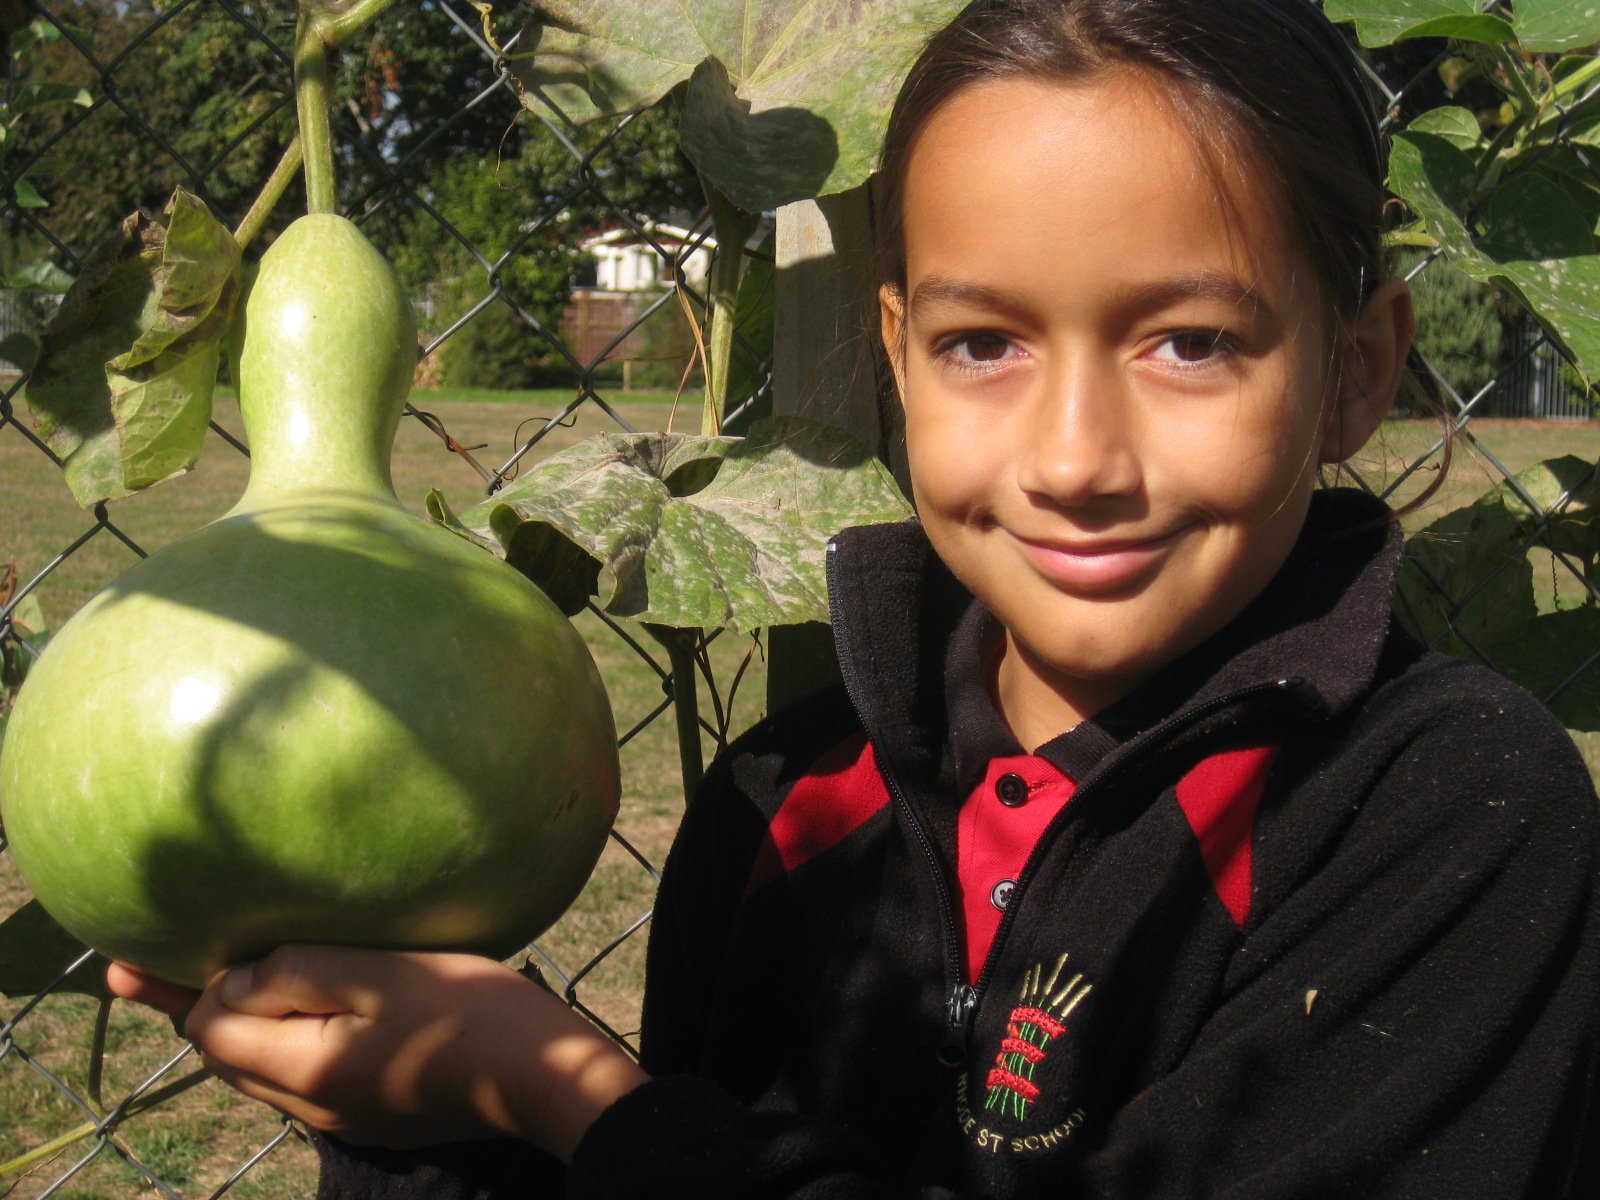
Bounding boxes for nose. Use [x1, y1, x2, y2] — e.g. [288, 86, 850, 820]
[1014, 357, 1143, 507]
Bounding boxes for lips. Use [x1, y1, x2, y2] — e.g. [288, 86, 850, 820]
[1010, 524, 1191, 593]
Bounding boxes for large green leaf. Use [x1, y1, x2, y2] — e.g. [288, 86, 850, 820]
[1491, 607, 1600, 730]
[0, 901, 107, 1000]
[1405, 105, 1484, 152]
[1398, 456, 1600, 681]
[1390, 130, 1600, 385]
[1511, 0, 1600, 54]
[458, 415, 911, 630]
[22, 189, 240, 506]
[517, 0, 966, 210]
[1493, 145, 1600, 226]
[1511, 455, 1600, 564]
[1398, 503, 1536, 657]
[1324, 0, 1514, 47]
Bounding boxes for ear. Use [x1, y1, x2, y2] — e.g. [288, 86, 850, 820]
[1320, 277, 1415, 463]
[878, 283, 909, 405]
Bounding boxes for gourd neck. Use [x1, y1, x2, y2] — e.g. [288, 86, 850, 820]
[236, 380, 400, 507]
[228, 214, 416, 511]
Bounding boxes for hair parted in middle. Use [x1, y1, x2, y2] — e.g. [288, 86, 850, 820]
[874, 0, 1387, 332]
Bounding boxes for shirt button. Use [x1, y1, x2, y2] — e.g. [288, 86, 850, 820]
[996, 773, 1028, 806]
[991, 879, 1016, 911]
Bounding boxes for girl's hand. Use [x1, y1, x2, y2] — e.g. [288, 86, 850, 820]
[106, 961, 202, 1024]
[110, 944, 649, 1159]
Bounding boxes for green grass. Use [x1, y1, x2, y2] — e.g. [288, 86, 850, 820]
[1358, 417, 1598, 527]
[0, 405, 1593, 1197]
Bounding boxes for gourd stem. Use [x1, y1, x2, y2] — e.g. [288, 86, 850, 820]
[292, 0, 398, 214]
[295, 15, 337, 214]
[234, 137, 303, 250]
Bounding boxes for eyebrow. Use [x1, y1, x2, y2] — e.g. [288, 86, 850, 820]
[908, 271, 1276, 325]
[907, 277, 1031, 324]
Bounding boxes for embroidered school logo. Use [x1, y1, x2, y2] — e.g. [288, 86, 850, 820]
[983, 953, 1093, 1122]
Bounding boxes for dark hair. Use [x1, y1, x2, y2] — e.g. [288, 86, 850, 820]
[877, 0, 1381, 323]
[874, 0, 1449, 506]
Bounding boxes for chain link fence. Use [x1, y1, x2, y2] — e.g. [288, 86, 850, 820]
[0, 2, 1595, 1196]
[1358, 46, 1600, 717]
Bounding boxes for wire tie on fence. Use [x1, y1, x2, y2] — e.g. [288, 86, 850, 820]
[407, 406, 494, 481]
[502, 410, 578, 484]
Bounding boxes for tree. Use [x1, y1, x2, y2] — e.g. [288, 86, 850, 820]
[1397, 249, 1506, 405]
[383, 102, 703, 387]
[10, 0, 702, 391]
[12, 1, 296, 256]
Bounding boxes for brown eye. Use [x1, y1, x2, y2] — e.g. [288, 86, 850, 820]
[964, 332, 1012, 361]
[1152, 330, 1234, 365]
[932, 330, 1024, 373]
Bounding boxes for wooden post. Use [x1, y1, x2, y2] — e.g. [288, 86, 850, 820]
[767, 186, 894, 712]
[772, 186, 885, 450]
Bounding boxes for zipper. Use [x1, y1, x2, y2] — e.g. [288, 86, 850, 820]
[826, 542, 1311, 1069]
[941, 982, 979, 1067]
[827, 543, 972, 1066]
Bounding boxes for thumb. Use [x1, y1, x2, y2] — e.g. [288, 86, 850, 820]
[213, 944, 377, 1018]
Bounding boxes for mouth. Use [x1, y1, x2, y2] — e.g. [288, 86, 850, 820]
[1009, 524, 1192, 593]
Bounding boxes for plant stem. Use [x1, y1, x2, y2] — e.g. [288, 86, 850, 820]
[1382, 228, 1441, 250]
[87, 992, 112, 1110]
[1549, 55, 1600, 106]
[1525, 59, 1600, 147]
[294, 13, 337, 214]
[701, 182, 759, 437]
[645, 624, 704, 799]
[234, 137, 303, 249]
[292, 0, 398, 214]
[1496, 44, 1541, 122]
[315, 0, 399, 47]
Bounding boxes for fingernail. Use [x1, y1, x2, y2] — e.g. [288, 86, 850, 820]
[219, 963, 253, 1006]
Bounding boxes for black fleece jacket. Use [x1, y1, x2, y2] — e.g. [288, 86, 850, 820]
[317, 489, 1600, 1200]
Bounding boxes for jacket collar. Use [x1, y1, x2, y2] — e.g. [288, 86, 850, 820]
[826, 488, 1405, 776]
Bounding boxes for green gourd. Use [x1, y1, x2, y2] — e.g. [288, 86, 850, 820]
[0, 215, 621, 988]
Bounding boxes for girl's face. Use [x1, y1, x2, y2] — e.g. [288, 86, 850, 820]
[882, 71, 1404, 748]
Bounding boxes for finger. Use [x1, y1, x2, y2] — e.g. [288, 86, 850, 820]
[194, 1050, 348, 1134]
[186, 988, 351, 1094]
[105, 962, 201, 1019]
[213, 944, 391, 1018]
[194, 1050, 434, 1148]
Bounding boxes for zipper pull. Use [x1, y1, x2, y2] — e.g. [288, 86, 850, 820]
[938, 983, 978, 1068]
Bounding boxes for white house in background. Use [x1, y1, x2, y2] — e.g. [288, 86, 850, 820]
[580, 222, 712, 293]
[565, 216, 770, 387]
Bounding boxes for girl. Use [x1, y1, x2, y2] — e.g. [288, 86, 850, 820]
[110, 0, 1600, 1195]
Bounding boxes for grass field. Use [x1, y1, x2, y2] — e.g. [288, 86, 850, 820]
[0, 399, 1594, 1196]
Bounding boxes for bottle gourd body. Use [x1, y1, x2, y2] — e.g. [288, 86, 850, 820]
[0, 216, 621, 988]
